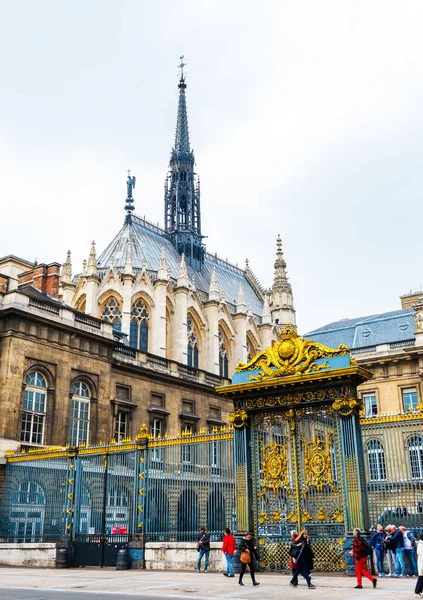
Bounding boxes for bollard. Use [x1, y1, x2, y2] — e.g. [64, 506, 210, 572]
[116, 546, 129, 570]
[55, 543, 70, 568]
[128, 536, 144, 569]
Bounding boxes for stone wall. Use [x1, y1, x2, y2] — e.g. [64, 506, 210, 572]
[144, 542, 227, 571]
[0, 543, 56, 567]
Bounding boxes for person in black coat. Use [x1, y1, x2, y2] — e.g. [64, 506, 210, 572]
[238, 533, 260, 586]
[289, 530, 315, 588]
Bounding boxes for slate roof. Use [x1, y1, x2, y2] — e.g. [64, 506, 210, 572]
[97, 216, 264, 318]
[305, 308, 416, 350]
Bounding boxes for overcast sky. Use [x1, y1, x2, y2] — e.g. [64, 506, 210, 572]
[1, 0, 422, 333]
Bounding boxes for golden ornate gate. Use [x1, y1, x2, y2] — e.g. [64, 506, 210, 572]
[218, 325, 373, 573]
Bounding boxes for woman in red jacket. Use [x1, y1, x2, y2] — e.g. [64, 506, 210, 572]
[222, 528, 236, 577]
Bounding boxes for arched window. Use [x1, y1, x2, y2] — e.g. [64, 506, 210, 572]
[187, 317, 199, 368]
[367, 440, 387, 481]
[69, 381, 91, 446]
[10, 481, 45, 542]
[101, 297, 122, 331]
[218, 330, 229, 379]
[180, 171, 187, 183]
[408, 436, 423, 479]
[130, 300, 149, 352]
[21, 371, 47, 445]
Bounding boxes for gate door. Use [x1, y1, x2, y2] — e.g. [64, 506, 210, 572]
[72, 451, 138, 567]
[73, 453, 105, 566]
[252, 407, 346, 572]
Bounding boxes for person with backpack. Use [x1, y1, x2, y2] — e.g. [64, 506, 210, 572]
[400, 526, 418, 576]
[352, 528, 377, 589]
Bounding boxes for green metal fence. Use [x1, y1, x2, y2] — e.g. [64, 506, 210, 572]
[0, 428, 236, 544]
[0, 414, 422, 548]
[361, 412, 423, 532]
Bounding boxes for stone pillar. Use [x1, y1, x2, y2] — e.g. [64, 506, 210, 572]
[173, 287, 189, 364]
[122, 277, 133, 337]
[203, 300, 220, 374]
[233, 314, 248, 366]
[151, 280, 167, 357]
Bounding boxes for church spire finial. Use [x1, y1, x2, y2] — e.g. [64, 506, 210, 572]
[272, 234, 292, 294]
[178, 55, 187, 83]
[125, 170, 136, 225]
[174, 56, 190, 156]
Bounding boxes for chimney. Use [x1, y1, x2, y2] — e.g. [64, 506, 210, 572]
[18, 262, 61, 298]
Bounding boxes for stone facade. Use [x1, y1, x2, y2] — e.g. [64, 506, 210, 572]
[306, 292, 423, 416]
[0, 274, 233, 454]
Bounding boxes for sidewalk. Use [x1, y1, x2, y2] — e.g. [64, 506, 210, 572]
[0, 567, 419, 600]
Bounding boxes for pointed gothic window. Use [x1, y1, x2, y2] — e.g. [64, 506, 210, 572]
[218, 330, 229, 379]
[130, 300, 149, 352]
[247, 337, 256, 363]
[21, 371, 47, 445]
[187, 317, 199, 369]
[180, 171, 187, 182]
[101, 298, 122, 331]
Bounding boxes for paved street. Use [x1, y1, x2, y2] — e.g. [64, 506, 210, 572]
[0, 568, 420, 600]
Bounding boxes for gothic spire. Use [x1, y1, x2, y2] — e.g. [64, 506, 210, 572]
[236, 284, 247, 314]
[164, 56, 204, 271]
[87, 241, 97, 275]
[174, 55, 191, 157]
[61, 250, 72, 283]
[208, 267, 220, 301]
[272, 234, 292, 294]
[177, 253, 190, 288]
[157, 246, 169, 281]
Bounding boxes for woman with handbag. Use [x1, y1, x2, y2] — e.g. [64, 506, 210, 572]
[238, 532, 260, 586]
[289, 530, 316, 589]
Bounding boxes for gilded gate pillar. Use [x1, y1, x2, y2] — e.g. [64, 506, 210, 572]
[217, 325, 373, 573]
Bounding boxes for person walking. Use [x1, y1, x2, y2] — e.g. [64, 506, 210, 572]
[352, 528, 377, 589]
[389, 525, 406, 577]
[289, 530, 316, 589]
[414, 532, 423, 597]
[370, 525, 386, 576]
[384, 525, 396, 576]
[238, 532, 260, 587]
[289, 530, 299, 587]
[401, 526, 418, 576]
[196, 527, 210, 573]
[221, 527, 235, 577]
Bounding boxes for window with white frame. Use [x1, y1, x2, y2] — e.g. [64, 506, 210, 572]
[363, 393, 378, 417]
[114, 411, 128, 442]
[408, 435, 423, 479]
[367, 439, 387, 481]
[402, 388, 418, 412]
[181, 424, 193, 465]
[21, 371, 47, 445]
[69, 381, 91, 446]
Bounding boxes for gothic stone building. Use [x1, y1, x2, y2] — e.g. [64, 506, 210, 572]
[0, 64, 296, 456]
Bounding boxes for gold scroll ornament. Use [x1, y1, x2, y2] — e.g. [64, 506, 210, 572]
[235, 324, 350, 382]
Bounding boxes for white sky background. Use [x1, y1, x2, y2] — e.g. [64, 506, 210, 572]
[1, 0, 423, 333]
